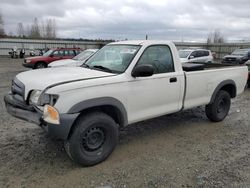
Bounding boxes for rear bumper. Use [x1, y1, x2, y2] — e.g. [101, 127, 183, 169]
[4, 94, 79, 140]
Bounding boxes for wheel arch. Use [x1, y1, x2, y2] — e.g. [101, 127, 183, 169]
[35, 61, 47, 68]
[209, 79, 236, 104]
[68, 97, 128, 127]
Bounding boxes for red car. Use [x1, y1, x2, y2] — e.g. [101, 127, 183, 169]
[23, 48, 82, 69]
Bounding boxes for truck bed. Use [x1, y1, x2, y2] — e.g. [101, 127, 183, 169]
[182, 62, 242, 72]
[182, 63, 247, 110]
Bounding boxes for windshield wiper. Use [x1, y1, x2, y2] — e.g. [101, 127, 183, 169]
[81, 64, 90, 69]
[92, 65, 113, 73]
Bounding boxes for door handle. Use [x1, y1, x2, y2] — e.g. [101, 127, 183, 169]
[170, 77, 177, 83]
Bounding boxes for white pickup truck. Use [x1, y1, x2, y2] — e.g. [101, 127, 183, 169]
[4, 40, 248, 166]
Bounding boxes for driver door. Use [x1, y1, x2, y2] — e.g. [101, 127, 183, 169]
[52, 50, 64, 61]
[127, 45, 183, 123]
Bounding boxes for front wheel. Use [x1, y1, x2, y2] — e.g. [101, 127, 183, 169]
[35, 62, 47, 69]
[65, 112, 119, 166]
[205, 90, 231, 122]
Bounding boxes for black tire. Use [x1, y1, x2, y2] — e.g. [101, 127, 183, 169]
[35, 62, 47, 69]
[65, 112, 119, 166]
[205, 90, 231, 122]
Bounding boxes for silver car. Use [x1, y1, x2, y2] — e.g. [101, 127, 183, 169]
[179, 49, 213, 63]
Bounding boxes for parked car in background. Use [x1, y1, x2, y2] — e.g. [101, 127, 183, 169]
[23, 48, 82, 69]
[178, 49, 213, 63]
[222, 48, 250, 64]
[48, 49, 98, 68]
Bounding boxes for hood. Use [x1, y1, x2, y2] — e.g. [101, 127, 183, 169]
[223, 55, 244, 59]
[49, 59, 78, 67]
[25, 56, 47, 61]
[180, 58, 188, 63]
[16, 67, 115, 99]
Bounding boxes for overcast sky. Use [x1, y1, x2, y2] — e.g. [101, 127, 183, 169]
[1, 0, 250, 42]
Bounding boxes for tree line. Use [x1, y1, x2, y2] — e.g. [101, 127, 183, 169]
[0, 12, 4, 37]
[16, 17, 57, 39]
[0, 11, 57, 39]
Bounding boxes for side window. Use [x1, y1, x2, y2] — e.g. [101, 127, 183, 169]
[190, 51, 198, 58]
[52, 50, 59, 56]
[64, 50, 69, 56]
[191, 51, 207, 58]
[137, 45, 174, 74]
[67, 50, 75, 56]
[203, 51, 209, 56]
[197, 51, 203, 57]
[53, 50, 64, 57]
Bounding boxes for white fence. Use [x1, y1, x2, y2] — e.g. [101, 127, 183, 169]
[1, 38, 250, 60]
[0, 38, 107, 56]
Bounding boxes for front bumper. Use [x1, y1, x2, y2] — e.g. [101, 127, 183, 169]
[4, 94, 42, 124]
[22, 61, 35, 68]
[4, 94, 79, 140]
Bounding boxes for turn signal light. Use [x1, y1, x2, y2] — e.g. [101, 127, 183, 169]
[43, 105, 60, 124]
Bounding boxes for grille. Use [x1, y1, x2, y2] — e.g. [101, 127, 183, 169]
[225, 57, 237, 62]
[11, 78, 25, 102]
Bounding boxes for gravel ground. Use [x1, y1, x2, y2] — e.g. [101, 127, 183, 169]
[0, 58, 250, 188]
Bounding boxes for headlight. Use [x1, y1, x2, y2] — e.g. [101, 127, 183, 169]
[29, 90, 59, 106]
[43, 105, 60, 124]
[39, 93, 58, 106]
[29, 90, 42, 105]
[26, 59, 31, 63]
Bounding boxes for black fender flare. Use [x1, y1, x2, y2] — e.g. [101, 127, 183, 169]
[209, 79, 236, 104]
[68, 97, 128, 127]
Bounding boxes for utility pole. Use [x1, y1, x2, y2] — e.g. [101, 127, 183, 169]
[146, 34, 148, 40]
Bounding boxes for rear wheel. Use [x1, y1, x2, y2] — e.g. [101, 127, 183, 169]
[205, 90, 231, 122]
[65, 112, 119, 166]
[35, 62, 47, 69]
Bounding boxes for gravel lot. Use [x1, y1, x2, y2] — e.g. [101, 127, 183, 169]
[1, 58, 250, 188]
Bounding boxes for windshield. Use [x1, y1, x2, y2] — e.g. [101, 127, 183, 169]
[43, 49, 53, 57]
[85, 45, 140, 73]
[73, 50, 95, 61]
[232, 49, 248, 56]
[179, 50, 191, 58]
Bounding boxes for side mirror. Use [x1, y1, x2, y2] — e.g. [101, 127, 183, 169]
[132, 64, 154, 77]
[189, 55, 194, 59]
[50, 54, 54, 58]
